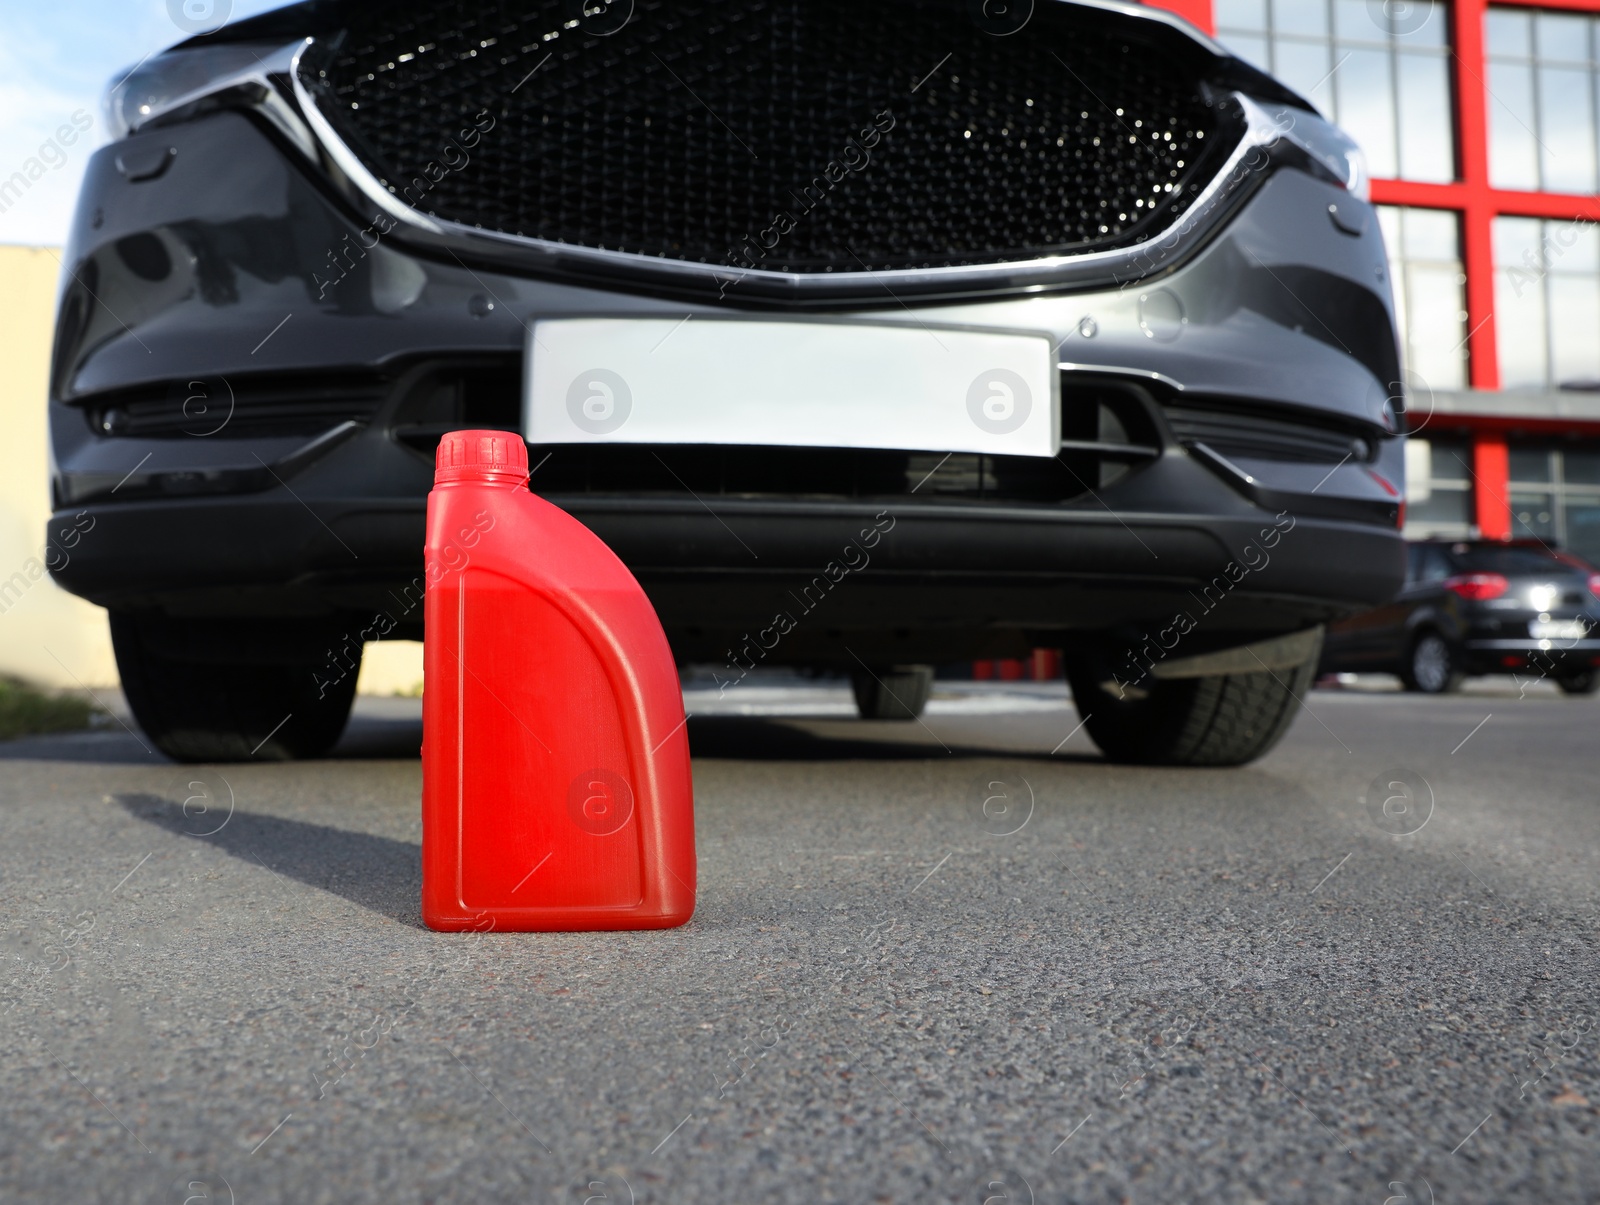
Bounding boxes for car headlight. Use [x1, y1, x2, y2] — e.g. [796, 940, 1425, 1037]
[1254, 102, 1370, 201]
[1296, 122, 1369, 201]
[102, 42, 289, 141]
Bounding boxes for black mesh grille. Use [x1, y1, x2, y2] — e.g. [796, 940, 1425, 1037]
[85, 373, 388, 439]
[310, 0, 1240, 274]
[1164, 404, 1372, 464]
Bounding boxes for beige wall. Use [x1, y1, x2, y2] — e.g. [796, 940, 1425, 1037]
[0, 244, 118, 689]
[0, 244, 423, 695]
[361, 641, 424, 696]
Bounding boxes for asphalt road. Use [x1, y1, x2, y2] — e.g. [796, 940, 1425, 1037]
[2, 677, 1597, 1204]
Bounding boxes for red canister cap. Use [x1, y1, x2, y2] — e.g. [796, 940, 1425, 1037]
[434, 430, 530, 485]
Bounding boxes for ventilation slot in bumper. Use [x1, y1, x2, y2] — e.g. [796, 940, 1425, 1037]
[1164, 403, 1373, 464]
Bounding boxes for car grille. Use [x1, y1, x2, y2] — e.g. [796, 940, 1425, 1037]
[310, 0, 1240, 274]
[1164, 403, 1372, 464]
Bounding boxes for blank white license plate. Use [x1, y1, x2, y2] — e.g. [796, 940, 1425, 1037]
[525, 317, 1059, 457]
[1531, 619, 1590, 640]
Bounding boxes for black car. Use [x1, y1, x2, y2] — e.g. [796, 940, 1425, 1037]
[48, 0, 1407, 765]
[1321, 540, 1600, 695]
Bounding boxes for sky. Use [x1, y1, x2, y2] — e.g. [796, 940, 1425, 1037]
[0, 0, 294, 246]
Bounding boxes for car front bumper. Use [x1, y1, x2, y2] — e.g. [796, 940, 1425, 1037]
[48, 104, 1407, 661]
[1458, 638, 1600, 676]
[49, 440, 1401, 662]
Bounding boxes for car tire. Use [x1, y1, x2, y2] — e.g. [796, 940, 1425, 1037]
[1556, 668, 1600, 696]
[1063, 641, 1318, 766]
[851, 665, 935, 720]
[110, 612, 361, 763]
[1401, 630, 1464, 694]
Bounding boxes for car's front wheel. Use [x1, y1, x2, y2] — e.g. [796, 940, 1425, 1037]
[110, 612, 361, 763]
[1401, 630, 1464, 694]
[1064, 642, 1318, 766]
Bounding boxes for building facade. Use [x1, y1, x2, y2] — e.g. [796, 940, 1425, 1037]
[1146, 0, 1600, 565]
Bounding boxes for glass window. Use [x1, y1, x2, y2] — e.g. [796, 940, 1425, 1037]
[1512, 491, 1559, 541]
[1554, 445, 1600, 566]
[1450, 543, 1574, 572]
[1565, 223, 1600, 274]
[1406, 542, 1458, 582]
[1493, 216, 1600, 391]
[1539, 68, 1597, 192]
[1488, 55, 1541, 190]
[1491, 443, 1600, 555]
[1510, 446, 1554, 483]
[1217, 0, 1269, 27]
[1273, 0, 1328, 38]
[1397, 53, 1455, 180]
[1275, 39, 1336, 114]
[1486, 8, 1532, 58]
[1487, 5, 1600, 194]
[1429, 437, 1473, 482]
[1565, 449, 1600, 485]
[1217, 0, 1455, 183]
[1380, 205, 1469, 390]
[1418, 544, 1456, 580]
[1408, 487, 1475, 531]
[1548, 271, 1600, 385]
[1564, 502, 1600, 567]
[1446, 544, 1568, 569]
[1535, 12, 1591, 64]
[1228, 32, 1271, 71]
[1339, 48, 1399, 175]
[1403, 435, 1474, 540]
[1405, 542, 1425, 580]
[1335, 0, 1382, 43]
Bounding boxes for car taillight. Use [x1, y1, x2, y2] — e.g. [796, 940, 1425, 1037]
[1444, 573, 1509, 601]
[1590, 573, 1600, 600]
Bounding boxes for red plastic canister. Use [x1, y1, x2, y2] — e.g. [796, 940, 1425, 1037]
[422, 430, 696, 931]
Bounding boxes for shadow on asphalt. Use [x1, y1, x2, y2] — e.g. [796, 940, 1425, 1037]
[0, 729, 165, 765]
[115, 792, 424, 928]
[330, 712, 1105, 764]
[684, 715, 1103, 764]
[0, 713, 1106, 765]
[0, 711, 427, 765]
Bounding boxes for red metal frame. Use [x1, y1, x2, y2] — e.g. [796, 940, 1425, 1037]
[1141, 0, 1215, 30]
[1375, 0, 1600, 535]
[1370, 0, 1600, 394]
[1375, 2, 1508, 538]
[1473, 435, 1513, 537]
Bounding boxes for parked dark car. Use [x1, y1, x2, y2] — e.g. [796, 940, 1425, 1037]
[1321, 540, 1600, 694]
[48, 0, 1406, 764]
